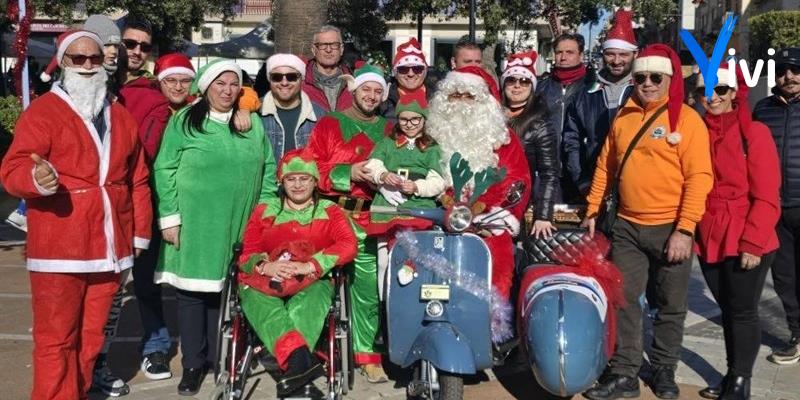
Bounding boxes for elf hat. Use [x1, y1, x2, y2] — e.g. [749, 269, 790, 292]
[395, 90, 429, 118]
[501, 51, 538, 91]
[155, 53, 196, 81]
[444, 65, 502, 103]
[191, 58, 242, 95]
[40, 30, 104, 83]
[278, 149, 320, 181]
[603, 9, 638, 52]
[392, 38, 427, 72]
[340, 63, 389, 101]
[632, 44, 683, 132]
[266, 53, 306, 78]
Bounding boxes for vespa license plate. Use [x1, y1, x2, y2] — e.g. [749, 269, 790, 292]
[420, 284, 450, 301]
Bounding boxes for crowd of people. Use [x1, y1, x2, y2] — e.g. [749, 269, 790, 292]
[2, 8, 800, 400]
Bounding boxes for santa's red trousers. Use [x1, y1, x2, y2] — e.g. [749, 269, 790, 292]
[484, 232, 515, 300]
[29, 271, 120, 400]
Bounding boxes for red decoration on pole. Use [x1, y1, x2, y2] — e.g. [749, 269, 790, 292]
[8, 0, 35, 104]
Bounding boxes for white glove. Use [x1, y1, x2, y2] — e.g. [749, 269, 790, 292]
[379, 185, 407, 206]
[473, 206, 520, 236]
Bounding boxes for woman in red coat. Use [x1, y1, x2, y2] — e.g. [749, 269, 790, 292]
[695, 65, 781, 400]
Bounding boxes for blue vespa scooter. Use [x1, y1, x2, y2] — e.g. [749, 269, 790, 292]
[375, 154, 524, 400]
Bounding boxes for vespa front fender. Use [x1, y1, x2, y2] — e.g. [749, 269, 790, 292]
[403, 323, 477, 375]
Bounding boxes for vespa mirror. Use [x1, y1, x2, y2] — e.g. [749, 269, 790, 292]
[504, 181, 526, 207]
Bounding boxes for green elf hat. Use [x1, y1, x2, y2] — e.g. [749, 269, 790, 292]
[190, 58, 242, 95]
[278, 149, 320, 180]
[340, 62, 389, 101]
[395, 90, 428, 118]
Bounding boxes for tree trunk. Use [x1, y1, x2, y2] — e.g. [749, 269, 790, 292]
[272, 0, 329, 58]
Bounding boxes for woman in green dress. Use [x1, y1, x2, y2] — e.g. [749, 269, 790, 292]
[152, 59, 277, 395]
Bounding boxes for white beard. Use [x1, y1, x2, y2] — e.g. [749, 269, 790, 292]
[62, 67, 108, 121]
[427, 79, 510, 185]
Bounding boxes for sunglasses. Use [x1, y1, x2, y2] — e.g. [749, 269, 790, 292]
[504, 77, 533, 87]
[777, 64, 800, 77]
[122, 38, 153, 53]
[64, 53, 103, 66]
[447, 92, 476, 101]
[396, 65, 425, 75]
[269, 72, 301, 83]
[633, 73, 664, 85]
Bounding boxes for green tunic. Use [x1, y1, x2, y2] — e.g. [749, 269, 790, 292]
[153, 109, 278, 292]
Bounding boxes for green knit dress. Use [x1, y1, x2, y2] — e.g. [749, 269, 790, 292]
[153, 109, 278, 292]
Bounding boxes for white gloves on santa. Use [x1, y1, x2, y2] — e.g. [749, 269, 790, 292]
[379, 186, 407, 206]
[473, 206, 520, 237]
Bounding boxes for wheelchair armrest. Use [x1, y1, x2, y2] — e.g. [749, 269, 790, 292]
[521, 228, 600, 265]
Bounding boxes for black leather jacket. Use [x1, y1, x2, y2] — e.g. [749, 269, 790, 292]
[534, 69, 597, 143]
[753, 91, 800, 207]
[510, 101, 561, 221]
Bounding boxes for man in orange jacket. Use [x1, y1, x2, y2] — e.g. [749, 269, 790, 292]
[581, 44, 713, 400]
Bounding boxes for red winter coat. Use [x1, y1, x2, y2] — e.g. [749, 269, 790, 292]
[1, 87, 152, 273]
[118, 76, 171, 162]
[303, 59, 353, 112]
[695, 110, 781, 263]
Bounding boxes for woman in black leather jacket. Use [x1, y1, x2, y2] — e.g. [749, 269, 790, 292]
[501, 51, 561, 239]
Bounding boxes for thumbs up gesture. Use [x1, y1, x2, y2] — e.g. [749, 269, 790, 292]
[31, 153, 58, 193]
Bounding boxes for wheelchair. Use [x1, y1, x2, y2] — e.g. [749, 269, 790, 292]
[210, 244, 355, 400]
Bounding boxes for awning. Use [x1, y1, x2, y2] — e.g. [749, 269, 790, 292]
[188, 19, 275, 60]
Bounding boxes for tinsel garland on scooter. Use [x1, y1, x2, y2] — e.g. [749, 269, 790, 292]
[394, 230, 514, 343]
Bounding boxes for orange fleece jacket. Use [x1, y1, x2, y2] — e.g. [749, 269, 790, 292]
[586, 97, 713, 232]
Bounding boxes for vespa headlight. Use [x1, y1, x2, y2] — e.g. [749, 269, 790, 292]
[425, 300, 444, 318]
[445, 204, 472, 232]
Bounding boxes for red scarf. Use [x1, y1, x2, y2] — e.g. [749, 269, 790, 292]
[552, 64, 587, 85]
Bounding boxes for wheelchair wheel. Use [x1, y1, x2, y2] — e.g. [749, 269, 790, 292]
[215, 271, 234, 381]
[338, 273, 355, 392]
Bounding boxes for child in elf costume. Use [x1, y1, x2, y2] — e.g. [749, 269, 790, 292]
[237, 150, 358, 397]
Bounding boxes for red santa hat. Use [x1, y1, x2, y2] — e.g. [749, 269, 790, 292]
[695, 60, 737, 89]
[154, 53, 196, 81]
[501, 51, 538, 90]
[392, 38, 428, 72]
[444, 65, 502, 103]
[632, 44, 683, 132]
[40, 30, 105, 83]
[602, 9, 638, 52]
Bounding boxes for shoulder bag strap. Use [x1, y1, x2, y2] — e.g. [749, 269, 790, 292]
[614, 103, 668, 181]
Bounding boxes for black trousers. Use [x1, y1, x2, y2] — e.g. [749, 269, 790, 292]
[609, 219, 693, 378]
[700, 253, 774, 377]
[133, 230, 171, 356]
[176, 289, 221, 369]
[773, 207, 800, 337]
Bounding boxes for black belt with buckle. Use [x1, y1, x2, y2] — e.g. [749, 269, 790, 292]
[323, 195, 372, 212]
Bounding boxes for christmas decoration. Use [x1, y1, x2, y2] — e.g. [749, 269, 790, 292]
[7, 0, 35, 103]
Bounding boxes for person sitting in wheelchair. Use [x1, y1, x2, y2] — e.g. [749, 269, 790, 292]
[237, 150, 358, 397]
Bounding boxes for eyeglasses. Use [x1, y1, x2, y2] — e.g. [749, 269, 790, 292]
[63, 53, 103, 66]
[504, 77, 533, 87]
[122, 38, 153, 53]
[447, 92, 476, 101]
[313, 42, 342, 51]
[398, 116, 424, 126]
[633, 73, 664, 85]
[396, 65, 425, 75]
[162, 77, 193, 88]
[283, 175, 315, 185]
[269, 72, 301, 83]
[696, 86, 733, 97]
[777, 64, 800, 77]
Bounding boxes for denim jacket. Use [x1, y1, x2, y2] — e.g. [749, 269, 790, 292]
[260, 91, 326, 160]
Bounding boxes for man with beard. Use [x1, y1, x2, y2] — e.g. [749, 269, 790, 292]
[302, 25, 353, 112]
[380, 38, 436, 122]
[426, 66, 532, 304]
[754, 48, 800, 365]
[305, 64, 392, 382]
[562, 10, 637, 202]
[0, 30, 151, 400]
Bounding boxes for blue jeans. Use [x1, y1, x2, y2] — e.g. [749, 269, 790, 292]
[133, 231, 171, 356]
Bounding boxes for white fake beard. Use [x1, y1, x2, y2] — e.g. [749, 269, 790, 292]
[427, 79, 510, 183]
[62, 66, 108, 121]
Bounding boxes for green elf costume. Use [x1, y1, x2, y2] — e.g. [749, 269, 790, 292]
[364, 90, 445, 235]
[153, 59, 278, 292]
[304, 64, 392, 370]
[238, 150, 357, 396]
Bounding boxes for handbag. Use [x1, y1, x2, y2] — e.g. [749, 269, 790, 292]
[598, 104, 668, 235]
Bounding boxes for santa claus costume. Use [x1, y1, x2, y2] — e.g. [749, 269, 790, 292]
[0, 30, 152, 400]
[426, 66, 532, 301]
[304, 63, 392, 372]
[238, 150, 358, 396]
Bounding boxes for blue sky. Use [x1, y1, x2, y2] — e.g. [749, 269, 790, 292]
[578, 9, 612, 53]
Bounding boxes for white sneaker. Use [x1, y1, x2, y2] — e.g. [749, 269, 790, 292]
[141, 351, 172, 380]
[5, 208, 26, 232]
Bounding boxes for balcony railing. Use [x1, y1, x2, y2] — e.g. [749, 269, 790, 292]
[234, 0, 272, 15]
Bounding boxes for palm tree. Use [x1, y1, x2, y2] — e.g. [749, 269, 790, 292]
[272, 0, 329, 58]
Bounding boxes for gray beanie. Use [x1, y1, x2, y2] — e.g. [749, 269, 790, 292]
[84, 14, 121, 45]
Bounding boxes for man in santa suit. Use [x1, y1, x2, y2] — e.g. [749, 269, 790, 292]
[426, 66, 532, 302]
[0, 30, 151, 400]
